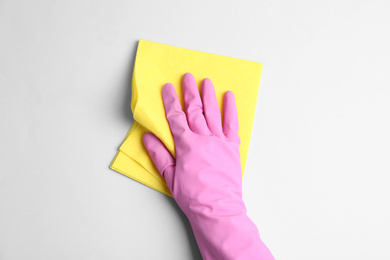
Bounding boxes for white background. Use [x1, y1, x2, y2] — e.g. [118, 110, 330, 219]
[1, 0, 389, 259]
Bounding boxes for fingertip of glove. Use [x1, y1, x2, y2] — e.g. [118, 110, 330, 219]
[202, 77, 212, 85]
[225, 90, 234, 96]
[162, 82, 173, 90]
[201, 78, 214, 94]
[183, 72, 194, 79]
[162, 83, 176, 98]
[224, 90, 236, 101]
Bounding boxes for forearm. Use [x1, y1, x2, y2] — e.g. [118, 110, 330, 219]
[187, 203, 274, 260]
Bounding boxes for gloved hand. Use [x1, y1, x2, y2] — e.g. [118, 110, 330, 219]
[143, 73, 274, 260]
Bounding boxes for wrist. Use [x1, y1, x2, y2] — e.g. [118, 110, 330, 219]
[178, 193, 247, 219]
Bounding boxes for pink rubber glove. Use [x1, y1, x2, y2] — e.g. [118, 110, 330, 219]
[143, 73, 274, 260]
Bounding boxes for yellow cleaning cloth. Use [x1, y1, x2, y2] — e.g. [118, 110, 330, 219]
[110, 40, 263, 197]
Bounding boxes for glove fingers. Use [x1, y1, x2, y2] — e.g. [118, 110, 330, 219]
[143, 133, 175, 190]
[182, 73, 211, 135]
[201, 78, 224, 138]
[162, 83, 190, 138]
[223, 91, 240, 143]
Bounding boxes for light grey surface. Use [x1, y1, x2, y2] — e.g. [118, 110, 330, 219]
[1, 0, 389, 259]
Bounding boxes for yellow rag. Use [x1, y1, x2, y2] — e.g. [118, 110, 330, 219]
[110, 40, 263, 197]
